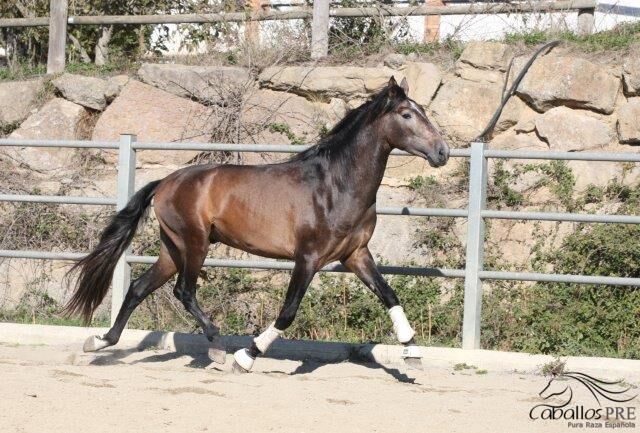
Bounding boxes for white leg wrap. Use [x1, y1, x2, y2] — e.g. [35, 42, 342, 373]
[253, 322, 283, 354]
[389, 306, 415, 344]
[233, 349, 255, 371]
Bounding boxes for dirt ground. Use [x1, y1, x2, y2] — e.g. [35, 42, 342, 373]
[0, 343, 637, 433]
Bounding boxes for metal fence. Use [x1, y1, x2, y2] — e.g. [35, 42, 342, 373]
[0, 135, 639, 350]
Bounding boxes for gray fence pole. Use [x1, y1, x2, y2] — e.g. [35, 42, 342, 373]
[110, 134, 136, 325]
[47, 0, 68, 74]
[462, 142, 488, 350]
[577, 7, 595, 35]
[311, 0, 330, 59]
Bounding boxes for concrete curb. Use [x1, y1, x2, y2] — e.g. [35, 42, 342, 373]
[2, 323, 639, 381]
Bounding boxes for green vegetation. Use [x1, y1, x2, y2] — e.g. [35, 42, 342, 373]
[504, 21, 640, 51]
[540, 357, 566, 376]
[454, 362, 477, 371]
[267, 122, 307, 145]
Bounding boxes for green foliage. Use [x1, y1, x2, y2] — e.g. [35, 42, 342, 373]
[489, 160, 525, 208]
[453, 362, 476, 371]
[408, 175, 438, 191]
[0, 121, 21, 137]
[394, 36, 465, 60]
[267, 122, 306, 145]
[504, 21, 640, 51]
[0, 285, 109, 327]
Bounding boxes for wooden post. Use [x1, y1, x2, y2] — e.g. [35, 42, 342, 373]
[311, 0, 330, 59]
[577, 7, 595, 35]
[424, 0, 444, 43]
[244, 0, 263, 46]
[47, 0, 68, 74]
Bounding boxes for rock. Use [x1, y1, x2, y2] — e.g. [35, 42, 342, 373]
[92, 80, 214, 165]
[52, 73, 109, 111]
[490, 130, 548, 151]
[567, 144, 640, 191]
[617, 98, 640, 144]
[104, 74, 130, 101]
[534, 106, 612, 151]
[495, 96, 536, 133]
[623, 45, 640, 96]
[403, 62, 441, 107]
[429, 78, 503, 143]
[5, 98, 90, 171]
[0, 79, 42, 124]
[384, 53, 406, 69]
[456, 41, 513, 84]
[137, 63, 251, 105]
[259, 66, 403, 99]
[240, 89, 331, 148]
[516, 55, 620, 114]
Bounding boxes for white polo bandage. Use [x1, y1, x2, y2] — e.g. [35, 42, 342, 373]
[233, 348, 255, 371]
[253, 322, 283, 353]
[388, 306, 415, 343]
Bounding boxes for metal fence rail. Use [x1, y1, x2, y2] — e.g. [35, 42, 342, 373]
[0, 135, 638, 350]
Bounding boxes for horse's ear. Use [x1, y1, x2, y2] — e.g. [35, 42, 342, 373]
[388, 76, 398, 88]
[400, 77, 409, 94]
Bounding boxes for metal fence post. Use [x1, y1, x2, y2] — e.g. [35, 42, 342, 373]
[462, 142, 488, 350]
[110, 134, 136, 325]
[311, 0, 330, 59]
[47, 0, 68, 74]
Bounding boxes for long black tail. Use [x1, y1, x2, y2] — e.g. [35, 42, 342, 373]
[64, 180, 162, 324]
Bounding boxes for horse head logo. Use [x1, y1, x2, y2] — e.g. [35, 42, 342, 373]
[539, 372, 637, 407]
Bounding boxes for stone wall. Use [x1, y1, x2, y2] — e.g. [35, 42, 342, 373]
[0, 41, 639, 307]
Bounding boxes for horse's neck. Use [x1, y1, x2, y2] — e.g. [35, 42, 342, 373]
[335, 129, 390, 204]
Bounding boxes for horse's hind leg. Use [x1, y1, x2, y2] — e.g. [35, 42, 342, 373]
[165, 231, 226, 364]
[83, 242, 177, 352]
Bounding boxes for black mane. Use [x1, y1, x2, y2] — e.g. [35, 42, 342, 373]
[289, 84, 406, 163]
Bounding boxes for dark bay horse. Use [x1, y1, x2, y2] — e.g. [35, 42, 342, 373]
[65, 76, 449, 372]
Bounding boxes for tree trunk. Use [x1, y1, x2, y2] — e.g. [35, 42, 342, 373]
[94, 25, 113, 66]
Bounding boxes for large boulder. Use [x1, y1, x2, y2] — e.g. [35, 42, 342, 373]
[617, 98, 640, 144]
[403, 62, 441, 106]
[240, 89, 332, 148]
[137, 63, 251, 105]
[623, 45, 640, 96]
[534, 106, 612, 151]
[4, 98, 90, 172]
[456, 41, 513, 84]
[52, 73, 109, 111]
[92, 80, 214, 166]
[429, 78, 503, 143]
[516, 55, 620, 114]
[0, 79, 42, 124]
[259, 66, 403, 99]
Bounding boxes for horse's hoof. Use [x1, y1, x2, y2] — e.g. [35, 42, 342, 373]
[83, 335, 110, 352]
[232, 360, 250, 374]
[232, 348, 254, 373]
[403, 357, 424, 370]
[401, 344, 423, 370]
[208, 337, 226, 365]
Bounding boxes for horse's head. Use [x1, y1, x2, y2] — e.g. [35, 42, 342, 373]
[380, 76, 449, 168]
[539, 375, 571, 401]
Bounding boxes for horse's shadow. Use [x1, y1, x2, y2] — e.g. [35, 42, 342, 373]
[87, 349, 419, 384]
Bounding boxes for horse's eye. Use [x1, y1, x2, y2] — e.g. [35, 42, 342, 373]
[402, 113, 412, 119]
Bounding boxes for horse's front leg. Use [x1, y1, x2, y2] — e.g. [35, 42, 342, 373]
[342, 247, 423, 367]
[232, 256, 318, 373]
